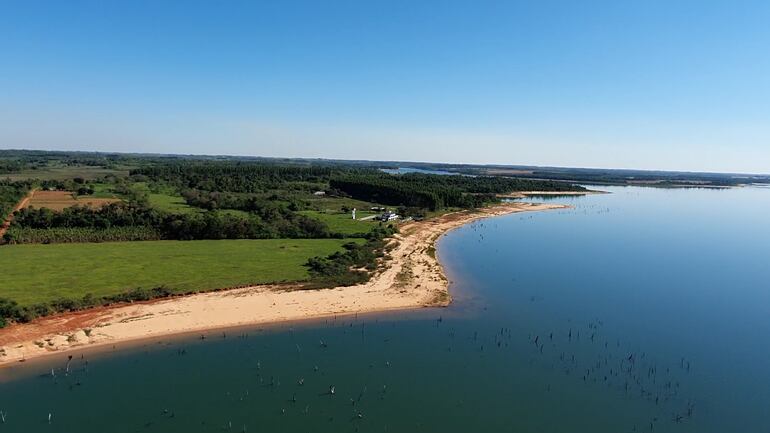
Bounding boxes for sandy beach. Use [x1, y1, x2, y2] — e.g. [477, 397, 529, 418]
[0, 201, 566, 366]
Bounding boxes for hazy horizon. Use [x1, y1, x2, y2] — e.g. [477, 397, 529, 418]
[2, 1, 769, 173]
[4, 147, 769, 177]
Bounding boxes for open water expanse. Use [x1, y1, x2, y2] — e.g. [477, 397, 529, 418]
[1, 185, 769, 432]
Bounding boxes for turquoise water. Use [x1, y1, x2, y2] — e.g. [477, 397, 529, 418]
[1, 186, 769, 432]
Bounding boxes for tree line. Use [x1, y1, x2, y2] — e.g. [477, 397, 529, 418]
[131, 163, 340, 193]
[5, 202, 335, 243]
[133, 161, 584, 211]
[330, 173, 585, 210]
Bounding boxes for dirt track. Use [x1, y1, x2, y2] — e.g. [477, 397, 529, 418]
[0, 188, 36, 239]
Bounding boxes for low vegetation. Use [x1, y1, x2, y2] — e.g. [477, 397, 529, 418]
[304, 225, 396, 287]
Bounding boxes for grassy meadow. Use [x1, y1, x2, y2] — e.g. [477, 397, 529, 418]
[298, 210, 379, 236]
[129, 182, 199, 214]
[0, 238, 360, 306]
[147, 192, 198, 214]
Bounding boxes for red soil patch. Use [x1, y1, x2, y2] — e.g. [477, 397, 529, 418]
[23, 190, 120, 211]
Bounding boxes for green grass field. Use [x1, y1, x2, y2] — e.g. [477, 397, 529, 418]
[298, 210, 378, 235]
[88, 182, 123, 199]
[129, 182, 198, 214]
[147, 192, 198, 214]
[0, 239, 359, 306]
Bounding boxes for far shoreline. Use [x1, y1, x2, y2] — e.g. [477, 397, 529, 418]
[0, 200, 570, 369]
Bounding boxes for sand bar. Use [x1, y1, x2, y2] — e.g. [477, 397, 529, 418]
[0, 202, 566, 366]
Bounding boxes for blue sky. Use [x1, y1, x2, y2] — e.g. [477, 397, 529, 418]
[1, 1, 768, 173]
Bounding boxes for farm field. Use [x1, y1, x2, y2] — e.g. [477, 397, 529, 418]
[23, 190, 121, 211]
[0, 238, 360, 306]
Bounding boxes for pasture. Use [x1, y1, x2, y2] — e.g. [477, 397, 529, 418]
[0, 238, 359, 306]
[298, 210, 379, 235]
[147, 192, 198, 214]
[131, 182, 198, 214]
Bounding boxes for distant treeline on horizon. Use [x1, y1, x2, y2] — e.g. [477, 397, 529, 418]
[1, 149, 767, 186]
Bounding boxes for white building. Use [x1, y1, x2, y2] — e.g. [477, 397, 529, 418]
[380, 211, 398, 221]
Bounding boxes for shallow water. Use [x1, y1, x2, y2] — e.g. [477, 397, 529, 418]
[1, 186, 769, 432]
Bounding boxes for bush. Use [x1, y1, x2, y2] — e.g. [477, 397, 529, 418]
[4, 226, 162, 244]
[0, 286, 176, 326]
[304, 225, 396, 288]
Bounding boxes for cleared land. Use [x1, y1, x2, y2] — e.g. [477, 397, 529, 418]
[0, 239, 358, 306]
[24, 190, 120, 211]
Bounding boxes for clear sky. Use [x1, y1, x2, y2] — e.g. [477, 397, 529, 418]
[1, 1, 768, 173]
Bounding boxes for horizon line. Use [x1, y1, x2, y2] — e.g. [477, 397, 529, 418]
[1, 147, 768, 178]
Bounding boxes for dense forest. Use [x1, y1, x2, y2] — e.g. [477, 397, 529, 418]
[330, 173, 584, 210]
[134, 162, 583, 211]
[131, 163, 337, 193]
[7, 202, 331, 243]
[0, 149, 133, 171]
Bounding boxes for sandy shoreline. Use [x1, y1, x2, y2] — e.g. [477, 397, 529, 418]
[0, 201, 566, 366]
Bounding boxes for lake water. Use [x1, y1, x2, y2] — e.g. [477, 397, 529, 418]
[380, 167, 462, 175]
[1, 186, 769, 432]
